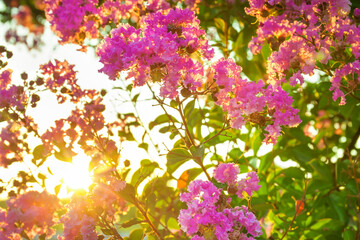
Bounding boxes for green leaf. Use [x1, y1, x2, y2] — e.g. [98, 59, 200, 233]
[132, 93, 140, 102]
[170, 100, 178, 108]
[251, 130, 262, 155]
[310, 218, 343, 231]
[38, 173, 46, 180]
[259, 151, 277, 173]
[33, 145, 45, 160]
[138, 143, 149, 151]
[145, 192, 157, 211]
[261, 43, 271, 60]
[166, 148, 193, 174]
[228, 148, 242, 161]
[329, 192, 347, 223]
[214, 18, 225, 33]
[129, 229, 143, 239]
[54, 149, 74, 163]
[54, 184, 61, 196]
[343, 227, 355, 240]
[118, 184, 136, 203]
[167, 217, 180, 230]
[118, 130, 136, 141]
[149, 114, 178, 130]
[282, 167, 304, 180]
[122, 218, 143, 228]
[183, 99, 195, 119]
[190, 144, 205, 159]
[292, 144, 316, 163]
[126, 84, 133, 91]
[131, 159, 158, 187]
[101, 228, 113, 235]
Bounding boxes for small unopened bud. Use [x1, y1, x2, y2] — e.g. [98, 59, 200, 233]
[53, 71, 60, 80]
[36, 77, 44, 85]
[60, 87, 69, 93]
[6, 51, 13, 59]
[124, 160, 130, 167]
[31, 94, 40, 103]
[21, 72, 28, 80]
[227, 185, 237, 195]
[180, 88, 192, 98]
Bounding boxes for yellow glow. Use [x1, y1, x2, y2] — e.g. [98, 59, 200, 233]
[62, 157, 93, 191]
[48, 153, 93, 196]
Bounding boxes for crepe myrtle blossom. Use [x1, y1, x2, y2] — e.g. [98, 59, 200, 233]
[97, 8, 214, 98]
[0, 191, 59, 240]
[213, 163, 261, 198]
[44, 0, 142, 44]
[329, 60, 360, 105]
[179, 164, 262, 240]
[212, 58, 301, 144]
[246, 0, 360, 107]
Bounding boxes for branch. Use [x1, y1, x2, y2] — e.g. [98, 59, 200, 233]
[133, 198, 164, 240]
[176, 97, 196, 147]
[146, 82, 188, 146]
[201, 124, 230, 145]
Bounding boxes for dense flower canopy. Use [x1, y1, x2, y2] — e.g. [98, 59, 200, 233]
[0, 0, 359, 239]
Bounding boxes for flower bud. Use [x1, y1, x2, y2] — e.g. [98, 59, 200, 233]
[181, 88, 192, 98]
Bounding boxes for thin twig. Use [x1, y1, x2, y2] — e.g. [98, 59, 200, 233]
[133, 198, 164, 240]
[176, 97, 196, 147]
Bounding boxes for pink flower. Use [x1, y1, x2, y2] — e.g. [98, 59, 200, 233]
[97, 8, 213, 98]
[213, 163, 240, 185]
[212, 58, 301, 144]
[329, 61, 360, 105]
[236, 172, 261, 198]
[59, 194, 97, 240]
[0, 191, 59, 239]
[0, 69, 12, 89]
[0, 124, 25, 168]
[40, 60, 94, 103]
[179, 173, 262, 239]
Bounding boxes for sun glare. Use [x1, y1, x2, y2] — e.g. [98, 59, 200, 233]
[48, 153, 93, 197]
[62, 157, 93, 191]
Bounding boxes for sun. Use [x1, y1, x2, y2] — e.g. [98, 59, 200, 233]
[47, 152, 93, 197]
[62, 156, 93, 191]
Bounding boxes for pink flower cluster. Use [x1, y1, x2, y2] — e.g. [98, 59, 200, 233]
[44, 0, 175, 44]
[0, 124, 27, 168]
[0, 69, 12, 89]
[90, 174, 127, 217]
[0, 67, 27, 112]
[0, 64, 39, 167]
[97, 8, 214, 98]
[246, 0, 360, 105]
[40, 60, 97, 104]
[37, 59, 123, 166]
[0, 191, 59, 240]
[60, 173, 126, 240]
[44, 0, 100, 44]
[178, 163, 262, 240]
[330, 60, 360, 105]
[14, 5, 44, 35]
[59, 193, 98, 240]
[213, 163, 261, 198]
[41, 96, 122, 166]
[212, 58, 301, 144]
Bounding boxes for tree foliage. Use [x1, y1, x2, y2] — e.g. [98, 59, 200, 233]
[0, 0, 360, 239]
